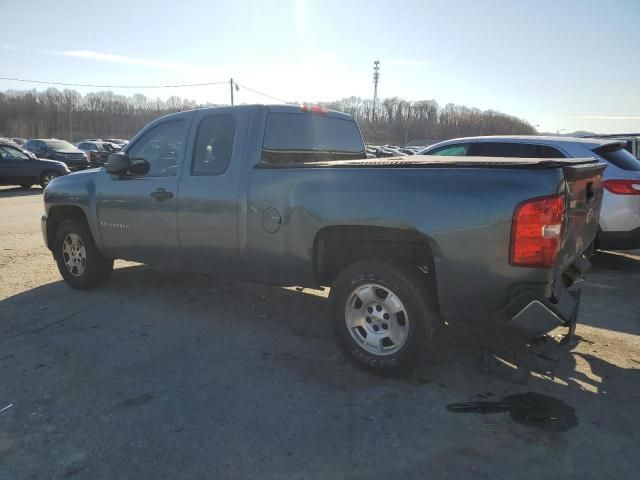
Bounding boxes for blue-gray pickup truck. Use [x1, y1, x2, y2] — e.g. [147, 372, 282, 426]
[41, 104, 606, 372]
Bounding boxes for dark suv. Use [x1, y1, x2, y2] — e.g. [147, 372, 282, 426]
[0, 140, 69, 188]
[24, 139, 90, 171]
[76, 140, 119, 167]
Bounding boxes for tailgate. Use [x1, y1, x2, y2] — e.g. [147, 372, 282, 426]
[556, 160, 606, 271]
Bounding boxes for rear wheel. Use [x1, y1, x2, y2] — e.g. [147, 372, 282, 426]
[330, 258, 434, 374]
[40, 171, 60, 188]
[53, 219, 113, 289]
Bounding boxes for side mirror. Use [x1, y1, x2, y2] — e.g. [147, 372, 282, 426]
[129, 158, 150, 175]
[105, 152, 130, 174]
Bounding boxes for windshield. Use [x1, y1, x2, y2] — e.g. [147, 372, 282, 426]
[0, 145, 29, 160]
[45, 140, 76, 151]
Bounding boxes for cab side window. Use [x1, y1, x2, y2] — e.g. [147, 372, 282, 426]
[191, 114, 236, 176]
[126, 120, 186, 177]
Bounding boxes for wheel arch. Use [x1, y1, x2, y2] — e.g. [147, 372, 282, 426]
[313, 225, 440, 313]
[46, 205, 91, 252]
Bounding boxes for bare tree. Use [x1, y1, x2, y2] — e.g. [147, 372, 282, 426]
[320, 97, 535, 145]
[0, 89, 535, 145]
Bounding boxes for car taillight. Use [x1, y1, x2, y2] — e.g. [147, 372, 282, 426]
[510, 194, 565, 268]
[603, 179, 640, 195]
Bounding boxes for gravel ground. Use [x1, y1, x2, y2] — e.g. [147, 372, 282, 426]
[1, 185, 639, 479]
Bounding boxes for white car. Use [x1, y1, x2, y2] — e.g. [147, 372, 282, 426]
[419, 136, 640, 250]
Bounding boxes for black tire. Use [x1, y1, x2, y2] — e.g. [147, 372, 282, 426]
[20, 184, 33, 189]
[40, 171, 60, 189]
[330, 258, 434, 374]
[53, 219, 113, 289]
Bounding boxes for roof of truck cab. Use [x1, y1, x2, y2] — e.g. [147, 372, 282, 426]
[180, 104, 354, 120]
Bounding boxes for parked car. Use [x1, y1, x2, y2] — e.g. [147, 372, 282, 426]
[76, 140, 120, 167]
[0, 139, 69, 188]
[583, 133, 640, 160]
[0, 137, 21, 148]
[104, 138, 129, 146]
[419, 136, 640, 251]
[24, 139, 90, 171]
[41, 105, 605, 372]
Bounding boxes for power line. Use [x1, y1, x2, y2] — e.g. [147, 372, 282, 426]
[0, 76, 228, 89]
[0, 75, 291, 104]
[235, 82, 289, 104]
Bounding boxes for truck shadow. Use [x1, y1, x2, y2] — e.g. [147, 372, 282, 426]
[0, 186, 43, 198]
[1, 261, 637, 421]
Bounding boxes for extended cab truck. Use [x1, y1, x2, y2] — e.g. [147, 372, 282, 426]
[41, 105, 606, 372]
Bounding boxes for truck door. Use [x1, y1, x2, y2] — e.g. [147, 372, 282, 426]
[177, 108, 247, 276]
[94, 117, 190, 267]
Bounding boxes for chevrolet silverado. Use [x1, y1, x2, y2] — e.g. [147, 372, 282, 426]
[41, 105, 605, 372]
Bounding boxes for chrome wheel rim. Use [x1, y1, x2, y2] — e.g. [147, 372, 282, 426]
[62, 233, 86, 277]
[344, 283, 410, 356]
[42, 174, 57, 187]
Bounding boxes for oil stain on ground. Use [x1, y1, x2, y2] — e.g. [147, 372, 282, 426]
[446, 392, 577, 432]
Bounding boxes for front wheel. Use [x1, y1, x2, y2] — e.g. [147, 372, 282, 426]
[40, 171, 60, 188]
[53, 219, 113, 289]
[330, 259, 434, 374]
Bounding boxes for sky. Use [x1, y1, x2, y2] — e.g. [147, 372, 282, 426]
[1, 0, 639, 133]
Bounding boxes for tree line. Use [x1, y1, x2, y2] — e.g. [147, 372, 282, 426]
[0, 88, 198, 142]
[319, 96, 536, 145]
[0, 88, 535, 145]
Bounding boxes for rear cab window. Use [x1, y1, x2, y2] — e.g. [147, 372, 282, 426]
[262, 112, 365, 163]
[593, 144, 640, 171]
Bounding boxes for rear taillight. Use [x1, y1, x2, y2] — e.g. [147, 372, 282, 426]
[510, 194, 565, 268]
[603, 179, 640, 195]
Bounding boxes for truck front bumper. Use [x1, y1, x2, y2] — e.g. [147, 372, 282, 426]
[41, 214, 49, 249]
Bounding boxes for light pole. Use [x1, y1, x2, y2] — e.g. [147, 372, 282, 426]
[372, 60, 380, 124]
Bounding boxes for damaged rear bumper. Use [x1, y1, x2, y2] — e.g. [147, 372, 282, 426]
[502, 256, 590, 339]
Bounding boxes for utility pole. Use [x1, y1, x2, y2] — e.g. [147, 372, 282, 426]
[372, 60, 380, 124]
[230, 78, 235, 106]
[69, 107, 73, 141]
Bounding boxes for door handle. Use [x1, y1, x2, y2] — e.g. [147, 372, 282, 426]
[150, 188, 174, 201]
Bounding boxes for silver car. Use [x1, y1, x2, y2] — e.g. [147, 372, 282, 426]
[419, 136, 640, 250]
